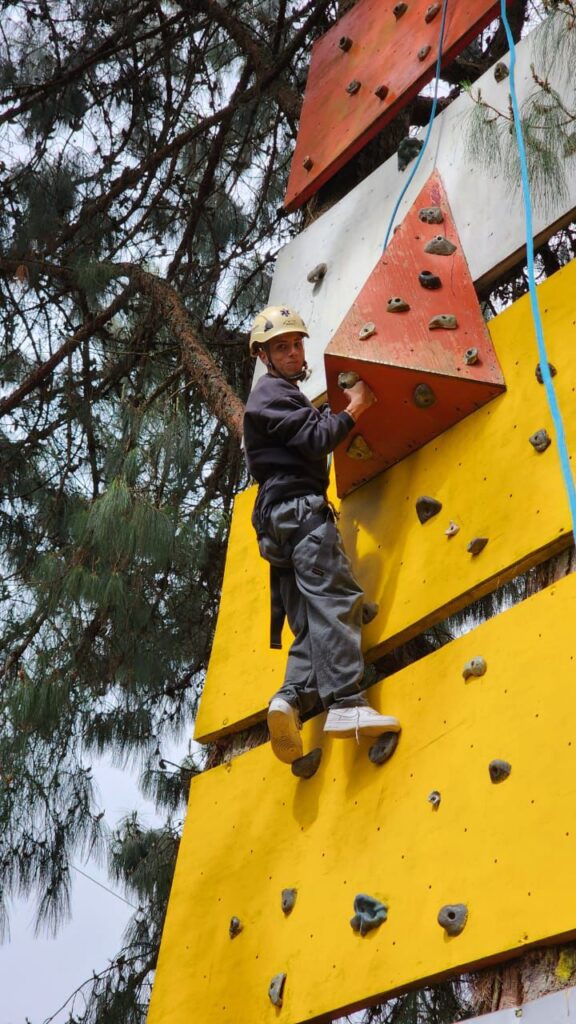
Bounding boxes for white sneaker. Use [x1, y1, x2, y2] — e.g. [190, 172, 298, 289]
[324, 705, 401, 738]
[267, 697, 303, 763]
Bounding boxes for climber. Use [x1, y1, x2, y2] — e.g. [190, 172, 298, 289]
[243, 305, 401, 764]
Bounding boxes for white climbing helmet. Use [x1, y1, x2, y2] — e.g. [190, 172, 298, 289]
[249, 305, 309, 356]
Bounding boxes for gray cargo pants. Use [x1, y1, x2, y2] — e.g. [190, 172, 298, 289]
[259, 495, 370, 718]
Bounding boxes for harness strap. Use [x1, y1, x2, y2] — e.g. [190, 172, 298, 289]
[269, 506, 334, 649]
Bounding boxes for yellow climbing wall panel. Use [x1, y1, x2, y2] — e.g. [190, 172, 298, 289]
[195, 259, 576, 742]
[149, 572, 576, 1024]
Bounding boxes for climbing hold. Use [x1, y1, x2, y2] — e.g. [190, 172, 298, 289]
[374, 84, 389, 100]
[428, 790, 441, 809]
[419, 270, 442, 290]
[302, 155, 313, 171]
[387, 297, 410, 313]
[445, 520, 459, 538]
[464, 347, 479, 365]
[438, 904, 468, 937]
[291, 747, 322, 779]
[413, 383, 436, 408]
[489, 759, 512, 784]
[368, 732, 399, 766]
[281, 888, 297, 914]
[494, 61, 509, 82]
[419, 206, 444, 224]
[429, 314, 458, 330]
[268, 973, 286, 1008]
[362, 601, 379, 625]
[416, 495, 443, 524]
[535, 362, 557, 384]
[398, 137, 423, 171]
[338, 371, 360, 389]
[425, 2, 441, 21]
[346, 79, 361, 95]
[359, 321, 376, 340]
[467, 537, 488, 556]
[393, 2, 408, 17]
[418, 44, 432, 61]
[462, 656, 487, 681]
[350, 894, 388, 935]
[424, 235, 457, 255]
[229, 916, 243, 938]
[339, 35, 353, 51]
[346, 435, 374, 461]
[529, 429, 551, 452]
[307, 262, 327, 284]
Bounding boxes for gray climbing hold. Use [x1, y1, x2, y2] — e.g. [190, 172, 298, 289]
[424, 235, 457, 255]
[535, 362, 557, 384]
[302, 155, 313, 171]
[346, 79, 361, 95]
[393, 2, 408, 17]
[368, 732, 399, 766]
[338, 371, 360, 389]
[413, 383, 436, 408]
[229, 916, 243, 938]
[374, 84, 389, 100]
[339, 35, 353, 51]
[425, 2, 441, 21]
[418, 44, 432, 61]
[281, 888, 297, 914]
[387, 297, 410, 313]
[494, 61, 509, 82]
[416, 495, 443, 524]
[445, 520, 459, 538]
[429, 314, 458, 330]
[307, 263, 327, 284]
[438, 903, 468, 936]
[419, 270, 442, 290]
[462, 656, 487, 681]
[489, 759, 512, 784]
[346, 435, 374, 461]
[398, 137, 423, 171]
[269, 973, 286, 1007]
[291, 747, 322, 779]
[359, 321, 376, 340]
[464, 347, 479, 365]
[362, 601, 379, 625]
[419, 206, 444, 224]
[467, 537, 488, 556]
[428, 790, 441, 809]
[530, 429, 551, 452]
[350, 894, 388, 935]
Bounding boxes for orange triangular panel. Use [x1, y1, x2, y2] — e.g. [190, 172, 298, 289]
[324, 170, 505, 497]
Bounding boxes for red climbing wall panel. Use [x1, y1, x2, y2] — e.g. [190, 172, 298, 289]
[284, 0, 509, 212]
[324, 171, 505, 497]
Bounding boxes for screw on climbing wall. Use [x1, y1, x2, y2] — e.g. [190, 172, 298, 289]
[398, 137, 423, 171]
[464, 347, 479, 365]
[346, 79, 361, 95]
[489, 759, 512, 784]
[424, 235, 457, 255]
[419, 206, 444, 224]
[416, 495, 442, 524]
[413, 383, 436, 408]
[281, 888, 297, 914]
[438, 904, 468, 937]
[393, 2, 408, 17]
[467, 537, 488, 556]
[535, 362, 557, 383]
[302, 155, 313, 171]
[350, 894, 388, 935]
[374, 84, 389, 100]
[368, 732, 399, 766]
[445, 521, 459, 538]
[529, 429, 552, 452]
[338, 371, 360, 389]
[359, 322, 376, 340]
[268, 973, 286, 1008]
[417, 44, 432, 61]
[292, 747, 322, 779]
[307, 262, 327, 284]
[339, 35, 353, 51]
[462, 656, 487, 681]
[387, 297, 410, 313]
[494, 61, 509, 82]
[428, 790, 441, 809]
[424, 2, 441, 21]
[346, 435, 374, 461]
[229, 916, 243, 938]
[419, 270, 442, 290]
[429, 314, 458, 330]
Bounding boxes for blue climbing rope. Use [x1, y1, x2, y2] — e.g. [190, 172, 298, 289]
[382, 0, 450, 252]
[500, 0, 576, 539]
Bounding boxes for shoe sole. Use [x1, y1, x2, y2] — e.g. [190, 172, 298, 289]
[267, 707, 303, 764]
[324, 719, 401, 738]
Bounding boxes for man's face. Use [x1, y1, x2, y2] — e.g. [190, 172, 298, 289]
[259, 332, 306, 377]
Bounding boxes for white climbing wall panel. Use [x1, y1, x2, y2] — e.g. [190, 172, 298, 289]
[452, 987, 576, 1024]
